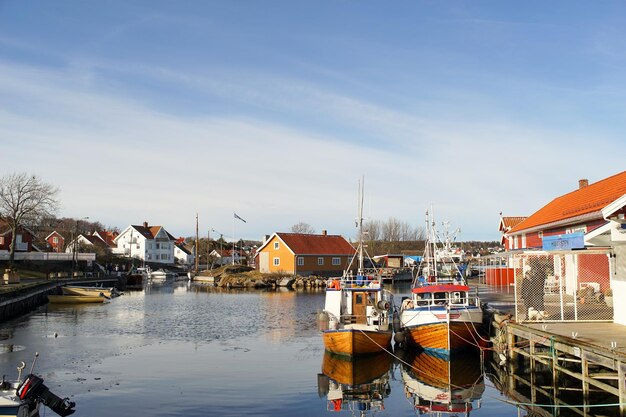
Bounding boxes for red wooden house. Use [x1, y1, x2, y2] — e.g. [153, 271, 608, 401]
[45, 231, 65, 253]
[0, 219, 36, 253]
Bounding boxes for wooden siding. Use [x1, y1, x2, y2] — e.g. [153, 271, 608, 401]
[294, 255, 352, 275]
[262, 235, 296, 274]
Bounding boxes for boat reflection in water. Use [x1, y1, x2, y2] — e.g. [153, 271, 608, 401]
[317, 351, 393, 414]
[400, 350, 484, 416]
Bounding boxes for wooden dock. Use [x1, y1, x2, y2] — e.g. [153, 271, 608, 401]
[498, 321, 626, 416]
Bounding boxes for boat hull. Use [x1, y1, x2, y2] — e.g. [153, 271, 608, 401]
[323, 329, 392, 356]
[400, 304, 484, 356]
[62, 286, 113, 297]
[47, 295, 106, 304]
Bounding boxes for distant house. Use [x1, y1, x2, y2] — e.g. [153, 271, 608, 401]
[112, 221, 176, 265]
[255, 231, 356, 276]
[498, 216, 527, 251]
[65, 234, 111, 253]
[174, 238, 194, 267]
[45, 231, 65, 253]
[210, 249, 244, 266]
[0, 219, 36, 253]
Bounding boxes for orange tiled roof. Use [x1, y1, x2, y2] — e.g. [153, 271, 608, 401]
[499, 216, 527, 232]
[510, 171, 626, 234]
[276, 232, 356, 255]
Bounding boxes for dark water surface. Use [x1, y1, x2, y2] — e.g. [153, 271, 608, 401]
[0, 281, 582, 416]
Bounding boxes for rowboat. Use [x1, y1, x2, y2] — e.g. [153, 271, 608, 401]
[318, 179, 394, 356]
[47, 294, 107, 304]
[62, 285, 116, 298]
[396, 209, 484, 357]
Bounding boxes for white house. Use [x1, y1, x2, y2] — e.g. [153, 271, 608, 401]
[174, 240, 194, 267]
[112, 222, 176, 265]
[210, 249, 244, 266]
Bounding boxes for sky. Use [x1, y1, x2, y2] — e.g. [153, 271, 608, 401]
[1, 1, 626, 243]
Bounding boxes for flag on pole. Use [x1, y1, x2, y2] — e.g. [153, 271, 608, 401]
[234, 212, 246, 223]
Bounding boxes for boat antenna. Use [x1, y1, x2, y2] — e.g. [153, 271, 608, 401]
[29, 352, 39, 374]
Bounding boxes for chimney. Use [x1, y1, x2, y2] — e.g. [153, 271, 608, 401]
[322, 229, 327, 236]
[143, 221, 149, 228]
[578, 179, 589, 189]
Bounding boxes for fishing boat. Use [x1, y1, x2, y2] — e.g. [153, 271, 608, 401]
[318, 179, 394, 356]
[317, 351, 392, 413]
[125, 267, 150, 287]
[400, 350, 484, 416]
[47, 294, 107, 304]
[0, 355, 76, 416]
[62, 285, 118, 298]
[396, 209, 484, 356]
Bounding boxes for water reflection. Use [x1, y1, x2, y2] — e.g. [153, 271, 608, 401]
[400, 350, 484, 415]
[317, 351, 393, 414]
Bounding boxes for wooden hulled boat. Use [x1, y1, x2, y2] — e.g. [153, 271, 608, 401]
[318, 179, 394, 357]
[47, 294, 106, 304]
[401, 350, 484, 416]
[397, 209, 484, 357]
[318, 350, 392, 413]
[321, 351, 393, 386]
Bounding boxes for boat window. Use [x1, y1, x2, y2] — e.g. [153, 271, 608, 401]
[434, 292, 447, 305]
[416, 293, 431, 306]
[452, 291, 465, 304]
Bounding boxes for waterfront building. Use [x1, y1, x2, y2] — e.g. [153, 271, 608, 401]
[0, 219, 36, 253]
[255, 231, 355, 276]
[210, 249, 244, 266]
[499, 170, 626, 324]
[174, 239, 194, 267]
[112, 221, 177, 265]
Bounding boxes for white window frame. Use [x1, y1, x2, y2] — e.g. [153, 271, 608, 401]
[273, 257, 280, 266]
[318, 257, 324, 266]
[332, 257, 340, 266]
[274, 242, 279, 250]
[297, 257, 304, 266]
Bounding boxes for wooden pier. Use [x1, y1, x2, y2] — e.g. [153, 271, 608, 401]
[495, 321, 626, 416]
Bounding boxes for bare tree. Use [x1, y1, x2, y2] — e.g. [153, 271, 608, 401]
[0, 173, 59, 266]
[290, 222, 316, 234]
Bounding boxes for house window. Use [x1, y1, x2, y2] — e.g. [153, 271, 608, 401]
[538, 231, 543, 238]
[273, 257, 280, 266]
[318, 257, 324, 266]
[297, 257, 304, 266]
[332, 257, 340, 266]
[0, 237, 3, 245]
[52, 237, 58, 243]
[274, 242, 279, 250]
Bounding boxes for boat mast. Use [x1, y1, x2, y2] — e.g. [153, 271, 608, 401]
[195, 213, 199, 274]
[358, 177, 365, 272]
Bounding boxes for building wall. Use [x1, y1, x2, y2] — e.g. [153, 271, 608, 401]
[613, 245, 626, 325]
[262, 236, 296, 273]
[294, 254, 352, 276]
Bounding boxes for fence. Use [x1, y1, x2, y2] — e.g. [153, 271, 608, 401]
[513, 250, 613, 322]
[0, 252, 96, 262]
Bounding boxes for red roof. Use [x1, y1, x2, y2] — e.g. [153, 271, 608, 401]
[276, 232, 356, 255]
[510, 171, 626, 234]
[499, 216, 527, 232]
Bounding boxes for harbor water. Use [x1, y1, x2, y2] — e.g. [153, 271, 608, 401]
[0, 281, 615, 416]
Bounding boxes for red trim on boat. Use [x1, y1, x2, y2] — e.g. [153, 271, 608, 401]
[411, 284, 469, 293]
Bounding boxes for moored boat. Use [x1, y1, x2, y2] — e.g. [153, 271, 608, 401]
[401, 350, 484, 416]
[62, 285, 117, 298]
[125, 267, 150, 287]
[318, 351, 392, 413]
[397, 209, 484, 357]
[47, 294, 107, 304]
[149, 268, 176, 282]
[318, 179, 394, 356]
[0, 356, 76, 417]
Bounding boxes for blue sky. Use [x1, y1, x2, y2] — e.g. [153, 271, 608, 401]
[2, 1, 626, 242]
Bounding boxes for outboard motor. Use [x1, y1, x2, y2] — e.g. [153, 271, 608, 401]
[16, 374, 76, 416]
